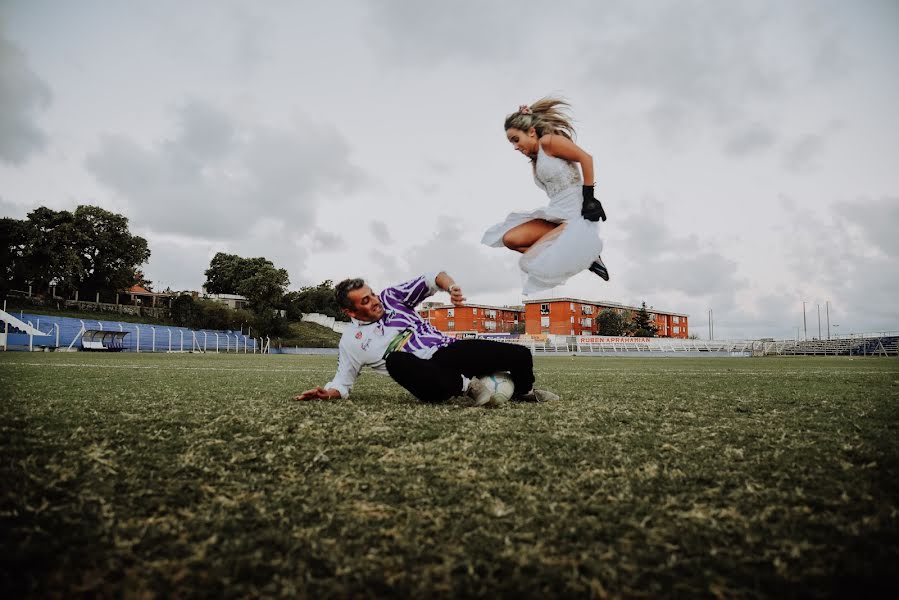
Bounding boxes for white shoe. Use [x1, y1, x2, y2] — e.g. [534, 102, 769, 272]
[518, 388, 560, 402]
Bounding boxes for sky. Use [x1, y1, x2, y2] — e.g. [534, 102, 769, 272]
[2, 0, 898, 340]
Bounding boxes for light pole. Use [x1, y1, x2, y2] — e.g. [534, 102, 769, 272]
[802, 301, 807, 340]
[826, 301, 831, 340]
[817, 304, 821, 340]
[708, 308, 714, 341]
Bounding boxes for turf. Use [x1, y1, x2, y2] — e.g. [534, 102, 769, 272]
[1, 353, 897, 598]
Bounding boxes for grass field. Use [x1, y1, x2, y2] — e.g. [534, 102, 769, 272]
[1, 353, 897, 598]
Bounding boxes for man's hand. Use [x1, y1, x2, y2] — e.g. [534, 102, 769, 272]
[294, 386, 340, 401]
[448, 284, 467, 307]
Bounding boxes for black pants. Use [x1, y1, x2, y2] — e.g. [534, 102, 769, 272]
[385, 339, 535, 403]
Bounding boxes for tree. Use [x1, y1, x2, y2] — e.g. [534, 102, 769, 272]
[169, 294, 198, 328]
[0, 206, 149, 298]
[239, 266, 290, 312]
[284, 280, 347, 321]
[628, 302, 659, 337]
[596, 308, 631, 336]
[0, 217, 28, 297]
[17, 208, 84, 295]
[72, 205, 150, 296]
[204, 252, 290, 312]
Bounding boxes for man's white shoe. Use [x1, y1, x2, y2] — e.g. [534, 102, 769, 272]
[518, 388, 560, 402]
[466, 377, 496, 407]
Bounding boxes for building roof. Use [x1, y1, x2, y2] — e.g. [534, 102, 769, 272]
[124, 284, 172, 297]
[523, 297, 688, 318]
[421, 303, 525, 312]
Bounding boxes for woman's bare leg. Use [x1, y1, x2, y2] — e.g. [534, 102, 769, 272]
[502, 219, 558, 253]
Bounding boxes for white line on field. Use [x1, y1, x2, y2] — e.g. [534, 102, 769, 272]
[0, 362, 892, 377]
[0, 362, 327, 373]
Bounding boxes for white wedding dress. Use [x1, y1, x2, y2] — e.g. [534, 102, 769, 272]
[481, 145, 603, 295]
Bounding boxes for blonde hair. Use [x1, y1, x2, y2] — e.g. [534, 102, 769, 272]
[504, 97, 576, 140]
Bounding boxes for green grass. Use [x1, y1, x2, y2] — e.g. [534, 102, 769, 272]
[276, 321, 341, 348]
[1, 354, 897, 598]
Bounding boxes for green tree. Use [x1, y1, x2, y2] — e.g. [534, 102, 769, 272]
[1, 206, 148, 298]
[18, 208, 84, 295]
[169, 294, 198, 328]
[72, 205, 150, 296]
[628, 302, 659, 337]
[284, 280, 347, 321]
[0, 217, 28, 297]
[204, 252, 289, 312]
[596, 308, 631, 336]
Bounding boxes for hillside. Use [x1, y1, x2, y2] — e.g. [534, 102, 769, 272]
[273, 320, 341, 348]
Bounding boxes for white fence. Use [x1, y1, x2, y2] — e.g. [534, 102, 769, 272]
[501, 334, 899, 357]
[301, 313, 349, 334]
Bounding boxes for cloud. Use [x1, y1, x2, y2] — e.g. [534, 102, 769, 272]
[615, 199, 747, 300]
[777, 195, 899, 333]
[370, 220, 392, 245]
[834, 196, 899, 259]
[722, 122, 778, 157]
[308, 230, 343, 252]
[0, 33, 52, 164]
[137, 232, 221, 292]
[85, 100, 368, 239]
[782, 132, 828, 172]
[363, 0, 530, 66]
[401, 216, 522, 297]
[0, 196, 28, 219]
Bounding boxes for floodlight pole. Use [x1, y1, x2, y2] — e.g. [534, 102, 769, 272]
[802, 301, 807, 340]
[826, 301, 831, 340]
[817, 304, 821, 340]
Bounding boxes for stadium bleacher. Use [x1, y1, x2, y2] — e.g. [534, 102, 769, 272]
[2, 311, 259, 353]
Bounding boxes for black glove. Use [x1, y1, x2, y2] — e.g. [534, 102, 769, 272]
[581, 185, 607, 222]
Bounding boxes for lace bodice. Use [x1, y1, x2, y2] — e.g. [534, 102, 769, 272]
[533, 145, 582, 198]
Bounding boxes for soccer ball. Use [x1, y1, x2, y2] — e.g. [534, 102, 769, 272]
[483, 371, 515, 405]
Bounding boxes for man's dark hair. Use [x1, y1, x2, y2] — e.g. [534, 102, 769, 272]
[335, 278, 366, 311]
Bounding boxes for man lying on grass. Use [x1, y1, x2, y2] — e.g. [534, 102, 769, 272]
[294, 271, 558, 407]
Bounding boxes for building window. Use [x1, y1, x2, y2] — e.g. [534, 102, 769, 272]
[447, 308, 454, 317]
[570, 316, 575, 324]
[673, 326, 680, 334]
[673, 316, 680, 324]
[540, 316, 550, 329]
[570, 302, 575, 311]
[581, 318, 592, 327]
[582, 305, 593, 315]
[485, 321, 497, 331]
[540, 304, 549, 315]
[486, 309, 497, 318]
[472, 308, 477, 315]
[448, 320, 455, 329]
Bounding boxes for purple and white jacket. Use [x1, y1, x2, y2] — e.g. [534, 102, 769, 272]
[324, 273, 455, 398]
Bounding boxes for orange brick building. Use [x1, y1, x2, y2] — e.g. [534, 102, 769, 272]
[523, 298, 689, 338]
[418, 303, 524, 336]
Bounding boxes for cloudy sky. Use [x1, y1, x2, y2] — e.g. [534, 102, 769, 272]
[2, 0, 897, 339]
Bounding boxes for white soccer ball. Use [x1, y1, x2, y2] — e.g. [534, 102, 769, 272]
[483, 371, 515, 404]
